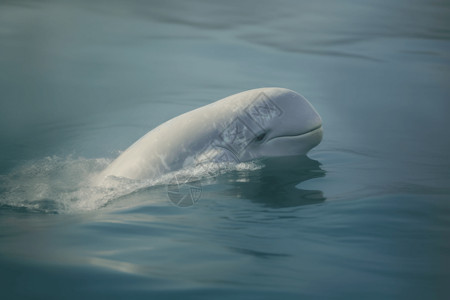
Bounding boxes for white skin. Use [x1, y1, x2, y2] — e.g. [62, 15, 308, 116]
[96, 88, 323, 182]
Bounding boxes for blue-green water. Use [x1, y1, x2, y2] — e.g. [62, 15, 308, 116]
[1, 0, 450, 299]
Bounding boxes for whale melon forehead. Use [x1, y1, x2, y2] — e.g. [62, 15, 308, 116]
[220, 87, 296, 107]
[215, 87, 318, 131]
[208, 88, 298, 122]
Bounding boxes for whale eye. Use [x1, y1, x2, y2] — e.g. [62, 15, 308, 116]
[255, 132, 266, 142]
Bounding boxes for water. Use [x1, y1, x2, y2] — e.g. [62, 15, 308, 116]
[1, 0, 449, 298]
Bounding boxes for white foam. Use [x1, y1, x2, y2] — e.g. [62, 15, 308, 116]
[0, 156, 263, 213]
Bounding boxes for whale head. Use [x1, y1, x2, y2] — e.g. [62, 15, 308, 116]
[218, 88, 323, 162]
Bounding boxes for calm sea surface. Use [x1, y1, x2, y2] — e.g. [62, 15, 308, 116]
[1, 0, 449, 299]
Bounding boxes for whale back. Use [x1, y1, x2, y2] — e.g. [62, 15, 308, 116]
[99, 89, 262, 180]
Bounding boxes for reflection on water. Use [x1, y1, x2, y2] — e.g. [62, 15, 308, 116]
[214, 156, 326, 208]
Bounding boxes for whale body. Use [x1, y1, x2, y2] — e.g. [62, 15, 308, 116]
[98, 88, 323, 182]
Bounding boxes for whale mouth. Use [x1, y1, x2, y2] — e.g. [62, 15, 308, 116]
[260, 125, 323, 157]
[267, 125, 323, 142]
[299, 125, 323, 137]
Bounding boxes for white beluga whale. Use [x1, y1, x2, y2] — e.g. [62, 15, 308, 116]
[98, 88, 322, 182]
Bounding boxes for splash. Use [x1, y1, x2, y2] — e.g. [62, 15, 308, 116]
[0, 156, 109, 213]
[0, 156, 262, 213]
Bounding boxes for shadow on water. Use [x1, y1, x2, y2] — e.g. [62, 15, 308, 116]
[214, 155, 326, 208]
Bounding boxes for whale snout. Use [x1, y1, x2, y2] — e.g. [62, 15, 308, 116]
[296, 94, 322, 136]
[293, 95, 323, 151]
[263, 123, 323, 157]
[254, 88, 323, 157]
[303, 109, 322, 135]
[269, 90, 322, 138]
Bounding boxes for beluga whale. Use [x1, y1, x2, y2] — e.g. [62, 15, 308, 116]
[97, 88, 323, 183]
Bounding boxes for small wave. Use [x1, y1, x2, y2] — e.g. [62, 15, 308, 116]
[0, 156, 262, 213]
[0, 156, 110, 213]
